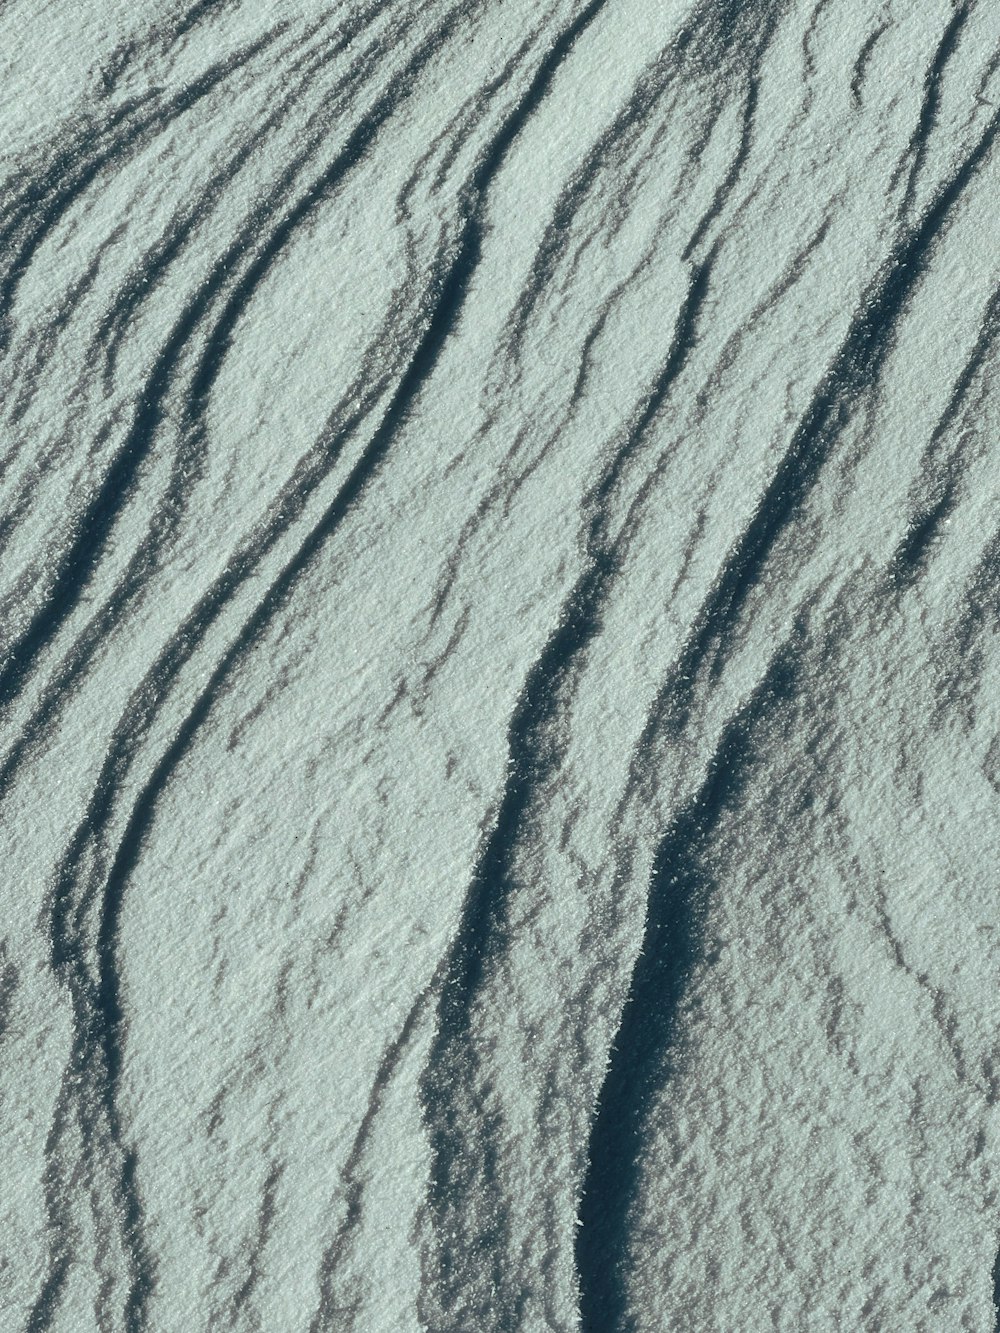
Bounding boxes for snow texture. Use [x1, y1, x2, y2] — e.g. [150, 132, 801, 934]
[2, 1, 1000, 1329]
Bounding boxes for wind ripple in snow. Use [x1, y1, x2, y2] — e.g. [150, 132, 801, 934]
[2, 1, 999, 1329]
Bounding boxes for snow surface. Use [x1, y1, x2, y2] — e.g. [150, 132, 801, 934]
[1, 1, 1000, 1329]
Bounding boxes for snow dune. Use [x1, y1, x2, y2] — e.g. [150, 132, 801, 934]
[1, 0, 999, 1328]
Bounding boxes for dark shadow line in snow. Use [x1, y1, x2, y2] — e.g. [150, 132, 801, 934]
[885, 278, 1000, 593]
[173, 0, 235, 43]
[309, 972, 443, 1333]
[227, 1159, 285, 1322]
[850, 19, 889, 108]
[681, 71, 759, 262]
[671, 100, 1000, 712]
[418, 251, 710, 1326]
[801, 0, 834, 82]
[576, 637, 802, 1333]
[895, 1, 970, 216]
[23, 1157, 72, 1333]
[887, 478, 958, 591]
[920, 281, 1000, 463]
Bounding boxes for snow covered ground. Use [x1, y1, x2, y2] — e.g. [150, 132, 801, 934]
[1, 1, 999, 1328]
